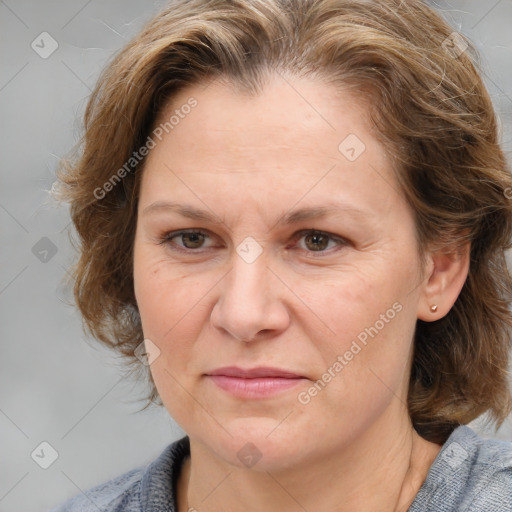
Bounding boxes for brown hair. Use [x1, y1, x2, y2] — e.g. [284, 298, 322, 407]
[55, 0, 512, 443]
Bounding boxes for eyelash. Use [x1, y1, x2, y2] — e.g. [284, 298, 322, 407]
[158, 229, 349, 256]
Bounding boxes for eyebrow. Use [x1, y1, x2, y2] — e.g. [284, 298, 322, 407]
[141, 201, 371, 226]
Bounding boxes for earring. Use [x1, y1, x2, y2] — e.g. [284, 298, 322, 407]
[430, 304, 438, 313]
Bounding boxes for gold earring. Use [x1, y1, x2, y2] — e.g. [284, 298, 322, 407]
[430, 304, 438, 313]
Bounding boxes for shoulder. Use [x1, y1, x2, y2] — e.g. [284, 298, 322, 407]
[49, 436, 190, 512]
[450, 426, 512, 510]
[410, 425, 512, 512]
[49, 466, 144, 512]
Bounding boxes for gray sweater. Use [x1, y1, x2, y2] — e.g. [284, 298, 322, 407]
[50, 425, 512, 511]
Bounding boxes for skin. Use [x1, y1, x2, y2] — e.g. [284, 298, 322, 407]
[132, 74, 470, 512]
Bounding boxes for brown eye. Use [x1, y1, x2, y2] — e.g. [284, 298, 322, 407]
[293, 229, 348, 255]
[160, 230, 212, 252]
[304, 232, 330, 251]
[180, 231, 206, 249]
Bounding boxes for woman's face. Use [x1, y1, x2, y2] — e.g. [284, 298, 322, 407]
[133, 75, 426, 470]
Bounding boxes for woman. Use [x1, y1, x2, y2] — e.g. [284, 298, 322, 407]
[51, 0, 512, 510]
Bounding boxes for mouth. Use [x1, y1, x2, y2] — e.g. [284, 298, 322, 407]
[207, 366, 304, 379]
[205, 366, 307, 399]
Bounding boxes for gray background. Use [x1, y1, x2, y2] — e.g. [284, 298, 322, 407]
[1, 1, 511, 511]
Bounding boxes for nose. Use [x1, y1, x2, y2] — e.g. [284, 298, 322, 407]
[210, 252, 290, 342]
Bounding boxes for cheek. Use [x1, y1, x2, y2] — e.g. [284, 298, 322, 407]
[296, 263, 401, 356]
[296, 260, 416, 402]
[296, 300, 414, 446]
[133, 257, 217, 405]
[135, 264, 210, 342]
[133, 255, 212, 425]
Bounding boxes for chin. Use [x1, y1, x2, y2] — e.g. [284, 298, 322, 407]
[196, 417, 313, 472]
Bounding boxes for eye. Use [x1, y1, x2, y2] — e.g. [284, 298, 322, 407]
[158, 228, 348, 256]
[292, 229, 348, 254]
[159, 229, 214, 252]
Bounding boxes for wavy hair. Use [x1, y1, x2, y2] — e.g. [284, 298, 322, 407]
[54, 0, 512, 443]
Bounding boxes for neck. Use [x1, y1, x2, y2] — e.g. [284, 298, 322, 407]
[177, 417, 441, 512]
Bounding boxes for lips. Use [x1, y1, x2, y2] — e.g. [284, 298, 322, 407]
[206, 366, 303, 379]
[205, 366, 306, 399]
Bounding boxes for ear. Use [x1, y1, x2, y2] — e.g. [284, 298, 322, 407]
[417, 242, 470, 321]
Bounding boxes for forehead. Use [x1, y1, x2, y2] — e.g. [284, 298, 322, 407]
[139, 75, 400, 219]
[151, 76, 374, 160]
